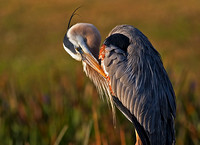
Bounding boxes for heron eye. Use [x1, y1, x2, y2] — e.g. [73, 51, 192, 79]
[76, 47, 83, 54]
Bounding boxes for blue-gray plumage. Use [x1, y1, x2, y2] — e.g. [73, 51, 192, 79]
[63, 17, 176, 144]
[101, 25, 176, 145]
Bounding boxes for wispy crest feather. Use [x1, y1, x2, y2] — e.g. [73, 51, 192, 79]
[67, 7, 81, 30]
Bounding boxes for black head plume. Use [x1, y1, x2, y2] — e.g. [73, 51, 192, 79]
[67, 6, 81, 30]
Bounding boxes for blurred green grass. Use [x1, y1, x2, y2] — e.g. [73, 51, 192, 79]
[0, 0, 200, 144]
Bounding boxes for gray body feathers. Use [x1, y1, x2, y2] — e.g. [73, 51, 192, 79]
[103, 25, 176, 145]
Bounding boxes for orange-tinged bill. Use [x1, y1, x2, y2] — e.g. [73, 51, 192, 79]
[83, 53, 107, 78]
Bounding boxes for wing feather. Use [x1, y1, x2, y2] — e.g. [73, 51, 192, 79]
[115, 64, 126, 79]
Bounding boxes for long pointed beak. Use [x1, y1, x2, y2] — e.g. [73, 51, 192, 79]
[77, 48, 107, 78]
[85, 53, 107, 78]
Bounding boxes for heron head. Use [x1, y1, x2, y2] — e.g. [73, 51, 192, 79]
[63, 23, 106, 78]
[63, 23, 101, 61]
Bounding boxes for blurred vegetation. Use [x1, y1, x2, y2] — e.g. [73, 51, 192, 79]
[0, 0, 200, 144]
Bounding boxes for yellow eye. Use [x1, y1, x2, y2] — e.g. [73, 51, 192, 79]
[75, 47, 80, 51]
[76, 47, 83, 54]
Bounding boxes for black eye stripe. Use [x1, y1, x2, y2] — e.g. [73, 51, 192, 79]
[103, 33, 130, 52]
[63, 34, 77, 54]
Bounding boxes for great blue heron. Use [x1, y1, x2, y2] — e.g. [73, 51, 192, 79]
[63, 11, 176, 145]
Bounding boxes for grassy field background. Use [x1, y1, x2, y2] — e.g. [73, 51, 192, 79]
[0, 0, 200, 144]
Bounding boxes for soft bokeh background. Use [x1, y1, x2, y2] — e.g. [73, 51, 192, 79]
[0, 0, 200, 144]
